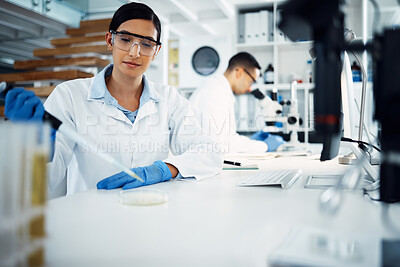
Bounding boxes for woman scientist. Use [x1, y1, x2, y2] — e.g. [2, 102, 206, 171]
[4, 2, 223, 195]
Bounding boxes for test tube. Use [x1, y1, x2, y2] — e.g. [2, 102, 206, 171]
[0, 122, 25, 266]
[28, 123, 49, 207]
[0, 121, 50, 266]
[27, 123, 50, 266]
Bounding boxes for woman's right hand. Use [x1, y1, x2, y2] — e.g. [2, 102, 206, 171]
[5, 88, 44, 122]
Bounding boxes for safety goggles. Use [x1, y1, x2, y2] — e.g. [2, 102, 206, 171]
[110, 30, 161, 57]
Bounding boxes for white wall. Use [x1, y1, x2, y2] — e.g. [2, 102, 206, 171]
[144, 44, 166, 85]
[277, 45, 313, 83]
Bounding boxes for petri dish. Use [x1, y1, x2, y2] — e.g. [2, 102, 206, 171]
[119, 189, 168, 206]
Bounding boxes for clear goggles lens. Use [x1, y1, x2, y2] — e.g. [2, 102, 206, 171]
[112, 32, 158, 56]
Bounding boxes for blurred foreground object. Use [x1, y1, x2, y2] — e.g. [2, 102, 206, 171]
[0, 122, 50, 266]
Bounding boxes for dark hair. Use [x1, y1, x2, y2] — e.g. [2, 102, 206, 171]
[109, 2, 162, 43]
[227, 52, 261, 71]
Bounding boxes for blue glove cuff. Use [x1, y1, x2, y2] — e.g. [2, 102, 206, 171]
[153, 161, 172, 182]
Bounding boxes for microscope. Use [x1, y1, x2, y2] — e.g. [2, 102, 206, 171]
[250, 87, 282, 133]
[251, 81, 310, 154]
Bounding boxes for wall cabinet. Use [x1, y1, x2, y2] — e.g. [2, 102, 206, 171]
[4, 0, 84, 27]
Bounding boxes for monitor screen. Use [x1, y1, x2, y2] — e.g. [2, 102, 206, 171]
[341, 52, 358, 141]
[314, 42, 343, 161]
[277, 0, 348, 161]
[320, 51, 357, 161]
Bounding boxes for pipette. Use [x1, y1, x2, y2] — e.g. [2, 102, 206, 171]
[0, 82, 144, 183]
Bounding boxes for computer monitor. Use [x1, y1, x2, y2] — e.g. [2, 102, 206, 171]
[320, 51, 358, 161]
[277, 0, 345, 161]
[315, 41, 345, 162]
[319, 121, 342, 161]
[341, 52, 358, 141]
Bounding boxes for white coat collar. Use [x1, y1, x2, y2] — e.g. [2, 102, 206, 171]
[86, 64, 162, 125]
[87, 64, 161, 103]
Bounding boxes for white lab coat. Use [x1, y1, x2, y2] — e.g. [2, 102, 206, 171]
[189, 74, 268, 153]
[44, 74, 223, 195]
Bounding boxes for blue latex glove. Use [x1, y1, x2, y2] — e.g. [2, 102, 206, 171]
[97, 161, 172, 190]
[5, 88, 57, 158]
[264, 134, 286, 152]
[251, 130, 270, 141]
[5, 88, 44, 122]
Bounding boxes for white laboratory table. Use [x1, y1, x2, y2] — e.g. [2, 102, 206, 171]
[44, 151, 400, 267]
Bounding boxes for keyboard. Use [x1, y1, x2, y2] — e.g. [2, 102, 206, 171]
[237, 169, 302, 189]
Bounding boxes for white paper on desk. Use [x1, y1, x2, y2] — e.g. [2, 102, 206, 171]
[224, 152, 278, 160]
[268, 227, 381, 267]
[276, 150, 311, 157]
[223, 161, 259, 170]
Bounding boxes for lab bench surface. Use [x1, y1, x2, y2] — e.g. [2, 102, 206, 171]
[44, 152, 399, 267]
